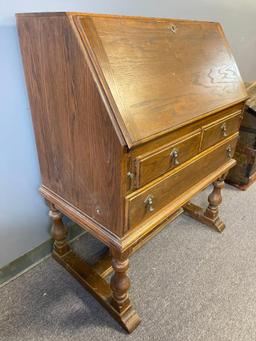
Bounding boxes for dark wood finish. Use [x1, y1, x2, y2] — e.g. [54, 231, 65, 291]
[17, 12, 247, 332]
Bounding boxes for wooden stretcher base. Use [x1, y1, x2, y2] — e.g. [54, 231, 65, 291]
[49, 173, 227, 333]
[183, 202, 225, 232]
[52, 250, 141, 333]
[52, 208, 183, 333]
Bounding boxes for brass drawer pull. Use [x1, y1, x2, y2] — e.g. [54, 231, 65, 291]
[170, 24, 177, 33]
[170, 148, 179, 166]
[127, 171, 135, 189]
[127, 171, 134, 180]
[226, 145, 232, 159]
[221, 122, 228, 137]
[144, 195, 154, 212]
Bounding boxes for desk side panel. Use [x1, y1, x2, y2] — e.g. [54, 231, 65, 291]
[16, 14, 126, 237]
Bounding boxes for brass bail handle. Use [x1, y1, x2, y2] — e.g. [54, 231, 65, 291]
[221, 122, 228, 137]
[170, 24, 177, 33]
[170, 148, 179, 166]
[226, 145, 232, 159]
[144, 195, 154, 212]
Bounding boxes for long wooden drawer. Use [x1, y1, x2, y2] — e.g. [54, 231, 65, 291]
[126, 135, 238, 230]
[134, 130, 201, 188]
[201, 111, 242, 150]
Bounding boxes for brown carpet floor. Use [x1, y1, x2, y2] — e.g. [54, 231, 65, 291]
[1, 184, 256, 341]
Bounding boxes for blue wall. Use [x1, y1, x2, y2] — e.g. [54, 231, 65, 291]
[0, 0, 255, 268]
[0, 24, 50, 268]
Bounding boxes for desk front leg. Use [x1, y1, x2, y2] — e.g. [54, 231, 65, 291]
[47, 205, 140, 333]
[110, 248, 141, 332]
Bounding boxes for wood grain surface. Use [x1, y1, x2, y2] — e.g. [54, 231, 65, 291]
[17, 14, 126, 236]
[16, 12, 247, 333]
[16, 12, 246, 243]
[135, 130, 201, 187]
[126, 135, 238, 229]
[201, 111, 242, 150]
[75, 14, 247, 147]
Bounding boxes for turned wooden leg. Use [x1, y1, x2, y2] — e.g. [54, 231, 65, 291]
[49, 204, 70, 256]
[183, 176, 226, 232]
[204, 178, 225, 230]
[110, 251, 131, 313]
[109, 249, 141, 333]
[48, 207, 140, 332]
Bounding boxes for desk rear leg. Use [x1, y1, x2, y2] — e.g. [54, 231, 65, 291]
[184, 176, 226, 232]
[49, 203, 71, 256]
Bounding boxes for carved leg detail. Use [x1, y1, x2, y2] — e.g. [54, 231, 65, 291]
[48, 205, 140, 332]
[109, 249, 141, 332]
[183, 176, 226, 232]
[204, 178, 224, 224]
[49, 204, 70, 256]
[110, 253, 131, 313]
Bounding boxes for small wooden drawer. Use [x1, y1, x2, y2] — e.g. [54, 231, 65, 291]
[134, 131, 201, 188]
[201, 111, 242, 150]
[126, 136, 238, 230]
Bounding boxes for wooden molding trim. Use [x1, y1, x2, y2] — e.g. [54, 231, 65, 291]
[40, 157, 235, 253]
[40, 185, 123, 251]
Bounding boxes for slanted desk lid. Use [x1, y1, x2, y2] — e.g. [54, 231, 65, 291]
[73, 14, 247, 148]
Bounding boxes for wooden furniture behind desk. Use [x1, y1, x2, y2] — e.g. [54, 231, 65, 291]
[226, 82, 256, 189]
[16, 12, 247, 333]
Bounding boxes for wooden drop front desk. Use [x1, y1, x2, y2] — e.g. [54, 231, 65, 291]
[17, 12, 248, 333]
